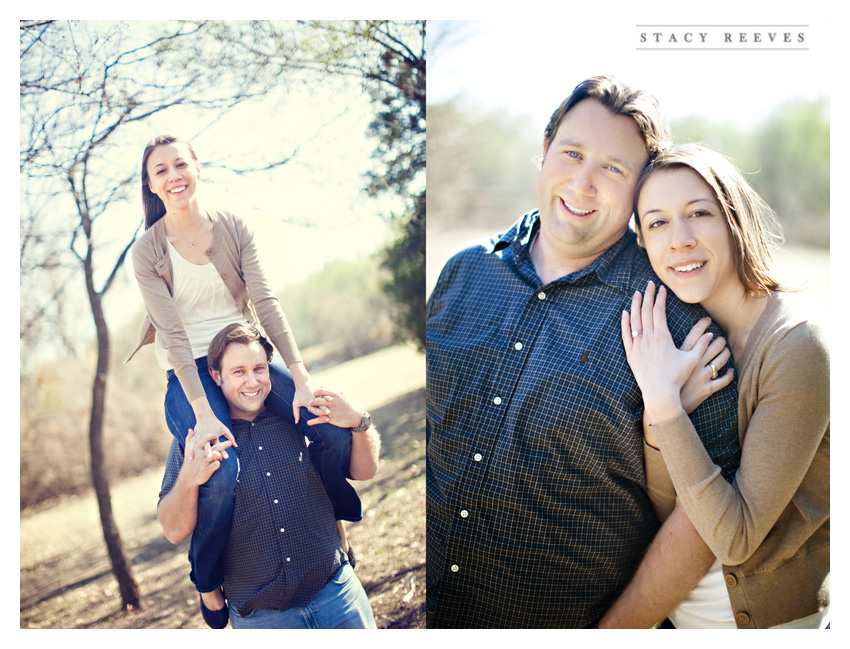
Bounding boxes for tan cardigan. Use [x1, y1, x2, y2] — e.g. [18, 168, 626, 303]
[645, 292, 829, 628]
[125, 209, 301, 402]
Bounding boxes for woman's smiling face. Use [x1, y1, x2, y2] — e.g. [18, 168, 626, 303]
[146, 142, 200, 213]
[637, 166, 741, 310]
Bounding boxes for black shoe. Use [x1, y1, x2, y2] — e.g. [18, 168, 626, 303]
[347, 543, 357, 569]
[200, 593, 229, 629]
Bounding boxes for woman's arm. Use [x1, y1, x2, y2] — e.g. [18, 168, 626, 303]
[132, 239, 206, 401]
[132, 240, 236, 453]
[228, 214, 325, 423]
[650, 321, 828, 565]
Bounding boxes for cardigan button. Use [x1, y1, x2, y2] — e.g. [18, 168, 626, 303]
[221, 272, 229, 279]
[735, 612, 751, 625]
[724, 573, 738, 588]
[206, 248, 214, 256]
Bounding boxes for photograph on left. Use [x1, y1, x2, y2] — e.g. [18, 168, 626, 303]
[20, 19, 425, 630]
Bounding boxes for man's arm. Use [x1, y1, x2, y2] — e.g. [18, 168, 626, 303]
[309, 387, 380, 480]
[350, 423, 380, 481]
[598, 503, 715, 628]
[158, 429, 228, 544]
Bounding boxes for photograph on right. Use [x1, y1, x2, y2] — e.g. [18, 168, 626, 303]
[425, 17, 829, 629]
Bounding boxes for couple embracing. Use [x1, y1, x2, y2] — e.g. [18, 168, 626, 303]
[426, 75, 829, 629]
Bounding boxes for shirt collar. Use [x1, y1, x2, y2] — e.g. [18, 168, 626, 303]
[489, 210, 641, 293]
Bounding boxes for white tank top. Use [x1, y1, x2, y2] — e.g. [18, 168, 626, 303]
[669, 558, 830, 628]
[154, 240, 249, 371]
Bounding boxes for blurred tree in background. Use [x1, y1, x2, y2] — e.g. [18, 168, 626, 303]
[672, 97, 830, 248]
[427, 101, 539, 231]
[204, 20, 426, 349]
[281, 257, 397, 367]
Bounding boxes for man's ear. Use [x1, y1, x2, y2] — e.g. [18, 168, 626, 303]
[209, 366, 222, 386]
[538, 137, 551, 170]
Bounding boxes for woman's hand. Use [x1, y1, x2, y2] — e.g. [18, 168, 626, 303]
[621, 281, 714, 425]
[188, 410, 235, 460]
[182, 428, 230, 485]
[679, 322, 735, 414]
[289, 361, 331, 424]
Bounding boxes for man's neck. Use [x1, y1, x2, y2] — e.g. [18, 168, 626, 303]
[529, 231, 606, 285]
[229, 405, 266, 424]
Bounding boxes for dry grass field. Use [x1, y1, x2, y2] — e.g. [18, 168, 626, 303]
[20, 344, 425, 630]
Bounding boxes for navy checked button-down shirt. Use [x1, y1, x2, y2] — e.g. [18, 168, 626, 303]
[160, 410, 344, 615]
[426, 211, 741, 628]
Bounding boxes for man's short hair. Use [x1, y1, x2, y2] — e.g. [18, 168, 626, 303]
[543, 75, 671, 159]
[207, 323, 274, 372]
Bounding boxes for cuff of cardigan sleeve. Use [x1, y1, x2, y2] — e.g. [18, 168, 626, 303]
[649, 411, 722, 492]
[266, 328, 302, 368]
[644, 440, 676, 523]
[176, 365, 206, 403]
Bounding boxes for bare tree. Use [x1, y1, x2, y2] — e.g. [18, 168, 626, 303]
[213, 20, 427, 347]
[19, 19, 281, 611]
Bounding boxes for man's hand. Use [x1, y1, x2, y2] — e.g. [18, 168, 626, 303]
[158, 429, 232, 545]
[306, 387, 364, 429]
[303, 387, 380, 480]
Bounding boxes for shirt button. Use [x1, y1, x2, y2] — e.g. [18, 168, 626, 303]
[286, 557, 291, 562]
[514, 342, 523, 350]
[258, 446, 263, 450]
[537, 291, 546, 300]
[266, 472, 271, 477]
[274, 499, 279, 504]
[473, 453, 483, 462]
[493, 396, 502, 405]
[460, 510, 469, 518]
[450, 564, 459, 572]
[280, 528, 285, 533]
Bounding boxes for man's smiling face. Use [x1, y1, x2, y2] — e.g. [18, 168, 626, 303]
[210, 341, 271, 422]
[535, 98, 649, 264]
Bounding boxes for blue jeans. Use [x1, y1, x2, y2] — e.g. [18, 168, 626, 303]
[164, 356, 363, 593]
[229, 563, 376, 628]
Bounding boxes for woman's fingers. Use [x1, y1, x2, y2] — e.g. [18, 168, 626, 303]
[714, 368, 735, 391]
[652, 285, 671, 337]
[628, 289, 643, 342]
[621, 309, 634, 353]
[641, 281, 656, 336]
[681, 317, 712, 351]
[706, 344, 731, 373]
[700, 335, 726, 366]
